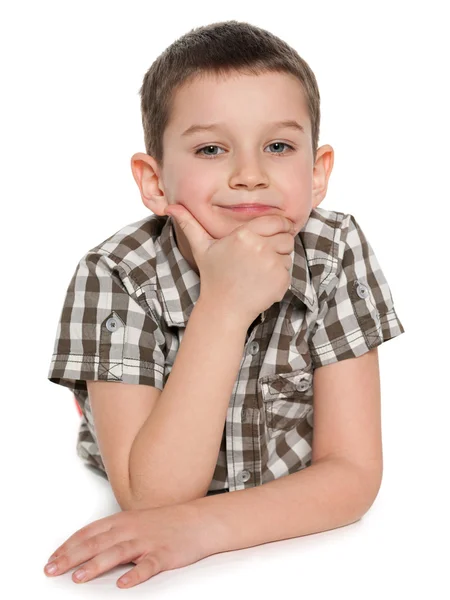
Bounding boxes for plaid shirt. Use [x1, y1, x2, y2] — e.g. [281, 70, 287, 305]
[47, 207, 405, 494]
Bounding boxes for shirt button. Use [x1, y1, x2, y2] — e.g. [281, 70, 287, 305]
[237, 470, 251, 483]
[249, 341, 259, 355]
[297, 378, 311, 392]
[106, 317, 119, 332]
[356, 281, 369, 299]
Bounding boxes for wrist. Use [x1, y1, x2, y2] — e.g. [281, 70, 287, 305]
[195, 295, 251, 331]
[184, 495, 233, 556]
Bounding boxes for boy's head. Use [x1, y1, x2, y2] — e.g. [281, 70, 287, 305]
[131, 20, 333, 273]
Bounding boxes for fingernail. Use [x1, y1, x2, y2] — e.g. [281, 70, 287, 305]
[74, 569, 86, 580]
[45, 562, 57, 574]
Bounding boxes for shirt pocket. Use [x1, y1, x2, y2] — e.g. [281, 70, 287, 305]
[260, 367, 314, 436]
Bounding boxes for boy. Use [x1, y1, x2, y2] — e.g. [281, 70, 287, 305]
[46, 19, 405, 585]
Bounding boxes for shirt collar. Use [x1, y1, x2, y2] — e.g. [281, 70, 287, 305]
[155, 216, 317, 328]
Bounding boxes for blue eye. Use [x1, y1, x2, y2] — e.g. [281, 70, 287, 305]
[195, 145, 225, 158]
[195, 142, 295, 159]
[266, 142, 295, 154]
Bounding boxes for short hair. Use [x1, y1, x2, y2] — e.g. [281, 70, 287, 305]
[138, 20, 321, 166]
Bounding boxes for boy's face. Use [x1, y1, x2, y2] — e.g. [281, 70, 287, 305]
[132, 71, 334, 275]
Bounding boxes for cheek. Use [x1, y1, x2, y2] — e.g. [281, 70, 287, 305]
[170, 166, 215, 207]
[285, 161, 312, 192]
[283, 177, 313, 231]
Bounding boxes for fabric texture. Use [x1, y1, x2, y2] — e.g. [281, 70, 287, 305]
[48, 208, 405, 494]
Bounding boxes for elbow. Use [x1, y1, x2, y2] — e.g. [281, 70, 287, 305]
[319, 456, 382, 525]
[126, 455, 207, 511]
[111, 474, 164, 512]
[122, 481, 207, 512]
[116, 487, 166, 512]
[346, 459, 383, 521]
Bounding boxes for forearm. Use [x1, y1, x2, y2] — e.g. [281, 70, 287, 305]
[187, 457, 380, 555]
[128, 297, 249, 508]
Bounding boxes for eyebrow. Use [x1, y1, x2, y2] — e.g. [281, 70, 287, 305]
[181, 119, 305, 137]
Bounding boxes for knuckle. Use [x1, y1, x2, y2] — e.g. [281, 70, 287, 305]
[86, 538, 100, 554]
[56, 554, 68, 569]
[158, 543, 178, 567]
[74, 526, 91, 540]
[143, 553, 161, 570]
[115, 541, 132, 558]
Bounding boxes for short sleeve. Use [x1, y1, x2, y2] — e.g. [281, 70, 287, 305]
[47, 252, 167, 393]
[309, 213, 405, 368]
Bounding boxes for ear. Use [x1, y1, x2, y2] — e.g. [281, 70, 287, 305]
[312, 144, 334, 208]
[130, 152, 168, 215]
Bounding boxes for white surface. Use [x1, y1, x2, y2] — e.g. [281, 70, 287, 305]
[2, 1, 449, 598]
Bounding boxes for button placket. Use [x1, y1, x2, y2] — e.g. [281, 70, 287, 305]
[356, 282, 369, 299]
[249, 341, 259, 355]
[237, 470, 251, 483]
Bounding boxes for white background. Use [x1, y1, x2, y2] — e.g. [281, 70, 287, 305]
[1, 1, 448, 598]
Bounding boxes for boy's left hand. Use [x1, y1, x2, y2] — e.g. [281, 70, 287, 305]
[43, 502, 215, 588]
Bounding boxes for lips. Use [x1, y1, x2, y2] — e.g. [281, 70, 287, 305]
[218, 205, 274, 215]
[220, 204, 273, 208]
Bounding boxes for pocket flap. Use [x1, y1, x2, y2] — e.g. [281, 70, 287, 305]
[260, 369, 313, 401]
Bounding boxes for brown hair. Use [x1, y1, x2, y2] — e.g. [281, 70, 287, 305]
[138, 20, 321, 166]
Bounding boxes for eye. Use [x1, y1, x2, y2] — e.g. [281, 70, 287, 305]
[266, 142, 295, 155]
[195, 145, 225, 158]
[195, 142, 296, 159]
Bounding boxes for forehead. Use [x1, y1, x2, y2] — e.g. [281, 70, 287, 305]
[165, 71, 310, 138]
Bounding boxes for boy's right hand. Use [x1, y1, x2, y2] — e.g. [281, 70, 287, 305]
[165, 204, 296, 327]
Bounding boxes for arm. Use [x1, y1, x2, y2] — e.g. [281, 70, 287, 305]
[187, 455, 379, 555]
[185, 348, 383, 554]
[128, 297, 249, 508]
[43, 349, 383, 587]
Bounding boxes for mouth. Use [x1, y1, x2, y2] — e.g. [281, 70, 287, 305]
[218, 205, 275, 214]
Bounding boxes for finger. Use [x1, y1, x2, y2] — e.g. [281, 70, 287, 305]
[275, 215, 296, 234]
[46, 514, 120, 562]
[270, 232, 296, 255]
[45, 527, 122, 577]
[166, 204, 216, 250]
[281, 254, 293, 272]
[70, 539, 147, 584]
[117, 554, 164, 588]
[246, 214, 296, 236]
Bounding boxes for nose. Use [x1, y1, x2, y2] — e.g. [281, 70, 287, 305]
[229, 154, 269, 190]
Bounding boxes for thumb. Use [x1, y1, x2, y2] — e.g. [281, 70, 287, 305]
[165, 205, 215, 254]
